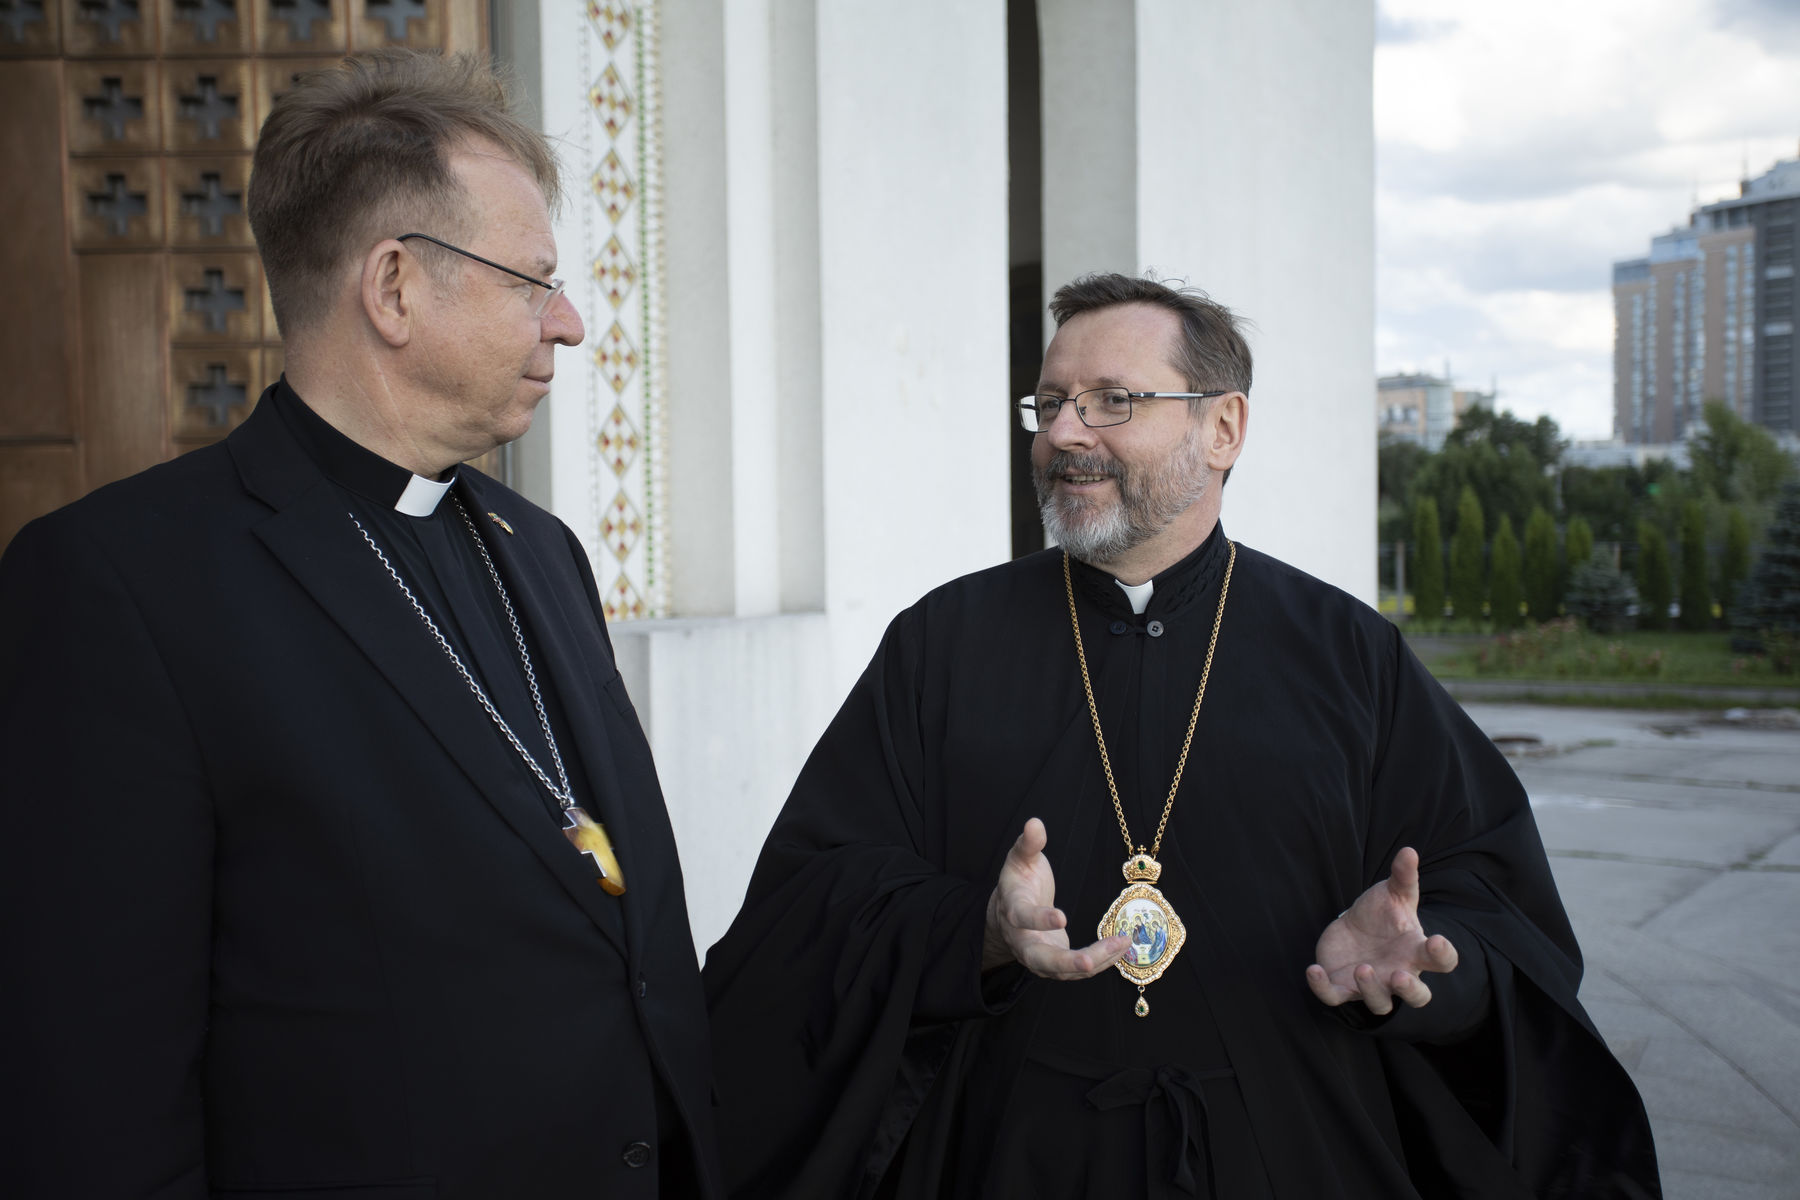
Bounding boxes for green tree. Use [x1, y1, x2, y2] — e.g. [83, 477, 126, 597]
[1636, 520, 1672, 630]
[1521, 507, 1558, 620]
[1689, 401, 1796, 504]
[1379, 437, 1431, 545]
[1720, 506, 1752, 618]
[1678, 501, 1711, 630]
[1411, 495, 1444, 623]
[1411, 410, 1559, 542]
[1738, 481, 1800, 640]
[1450, 486, 1486, 622]
[1489, 515, 1524, 630]
[1566, 516, 1595, 574]
[1567, 551, 1637, 634]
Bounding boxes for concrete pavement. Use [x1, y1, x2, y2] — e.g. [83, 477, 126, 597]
[1460, 702, 1800, 1200]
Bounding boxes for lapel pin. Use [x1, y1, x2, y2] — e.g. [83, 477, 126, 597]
[487, 511, 515, 535]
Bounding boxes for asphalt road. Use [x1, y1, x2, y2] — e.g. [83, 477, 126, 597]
[1460, 702, 1800, 1200]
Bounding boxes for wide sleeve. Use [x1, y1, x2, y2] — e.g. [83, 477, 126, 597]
[703, 608, 1014, 1200]
[0, 517, 214, 1199]
[1358, 627, 1661, 1197]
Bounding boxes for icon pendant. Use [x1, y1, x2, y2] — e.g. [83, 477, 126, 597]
[562, 805, 627, 895]
[1097, 853, 1186, 1017]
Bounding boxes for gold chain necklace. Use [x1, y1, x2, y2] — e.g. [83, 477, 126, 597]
[1063, 540, 1235, 1016]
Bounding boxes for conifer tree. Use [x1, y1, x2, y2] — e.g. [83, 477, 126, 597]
[1678, 501, 1711, 630]
[1719, 506, 1751, 619]
[1636, 520, 1672, 631]
[1411, 495, 1444, 623]
[1566, 516, 1594, 576]
[1738, 481, 1800, 640]
[1489, 515, 1524, 630]
[1450, 486, 1486, 623]
[1522, 507, 1558, 621]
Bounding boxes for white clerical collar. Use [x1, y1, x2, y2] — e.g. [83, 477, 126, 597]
[395, 473, 454, 517]
[1116, 578, 1154, 615]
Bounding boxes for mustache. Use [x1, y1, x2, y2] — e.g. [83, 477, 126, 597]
[1041, 451, 1122, 481]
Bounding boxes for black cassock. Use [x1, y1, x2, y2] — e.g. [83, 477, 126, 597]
[704, 527, 1659, 1199]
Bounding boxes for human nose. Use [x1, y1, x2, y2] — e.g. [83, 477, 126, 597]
[1042, 397, 1096, 444]
[544, 292, 584, 348]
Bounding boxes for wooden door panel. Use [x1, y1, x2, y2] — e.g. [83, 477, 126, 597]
[160, 0, 256, 56]
[79, 253, 168, 490]
[166, 156, 254, 248]
[71, 157, 166, 247]
[1, 0, 488, 551]
[65, 60, 161, 153]
[59, 0, 161, 59]
[0, 445, 83, 547]
[0, 59, 79, 441]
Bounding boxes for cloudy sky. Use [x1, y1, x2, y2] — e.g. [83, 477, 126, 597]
[1375, 0, 1800, 439]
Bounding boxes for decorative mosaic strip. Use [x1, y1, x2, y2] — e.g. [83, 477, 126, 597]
[578, 0, 666, 620]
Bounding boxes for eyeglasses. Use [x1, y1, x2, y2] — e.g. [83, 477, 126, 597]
[396, 232, 566, 317]
[1017, 387, 1228, 433]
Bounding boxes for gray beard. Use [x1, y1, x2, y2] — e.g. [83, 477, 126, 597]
[1034, 427, 1209, 565]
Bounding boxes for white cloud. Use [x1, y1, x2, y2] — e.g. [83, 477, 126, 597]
[1375, 0, 1800, 442]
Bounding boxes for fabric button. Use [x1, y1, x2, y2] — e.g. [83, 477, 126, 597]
[638, 975, 648, 998]
[1109, 620, 1129, 635]
[1147, 620, 1165, 637]
[622, 1141, 653, 1168]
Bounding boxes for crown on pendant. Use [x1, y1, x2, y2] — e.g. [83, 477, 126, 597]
[1122, 853, 1162, 884]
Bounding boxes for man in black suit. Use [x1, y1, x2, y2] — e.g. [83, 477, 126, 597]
[0, 51, 718, 1198]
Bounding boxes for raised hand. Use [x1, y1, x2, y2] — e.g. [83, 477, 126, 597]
[1305, 846, 1459, 1015]
[982, 818, 1128, 979]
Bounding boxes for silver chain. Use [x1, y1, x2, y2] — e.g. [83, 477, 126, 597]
[349, 498, 576, 811]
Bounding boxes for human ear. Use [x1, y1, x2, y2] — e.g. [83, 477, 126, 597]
[361, 241, 414, 348]
[1206, 393, 1248, 472]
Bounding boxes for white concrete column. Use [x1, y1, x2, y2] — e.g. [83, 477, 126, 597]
[814, 0, 1013, 691]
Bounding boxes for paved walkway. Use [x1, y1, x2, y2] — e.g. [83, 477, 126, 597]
[1460, 703, 1800, 1200]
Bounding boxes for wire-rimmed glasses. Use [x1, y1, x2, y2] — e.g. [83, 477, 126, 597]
[1017, 387, 1228, 433]
[396, 232, 566, 317]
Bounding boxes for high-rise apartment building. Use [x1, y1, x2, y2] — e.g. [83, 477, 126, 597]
[1614, 152, 1800, 441]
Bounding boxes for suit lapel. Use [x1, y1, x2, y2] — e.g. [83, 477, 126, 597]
[230, 402, 628, 955]
[457, 478, 650, 957]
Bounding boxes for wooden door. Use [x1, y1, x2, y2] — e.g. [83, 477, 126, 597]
[0, 0, 487, 551]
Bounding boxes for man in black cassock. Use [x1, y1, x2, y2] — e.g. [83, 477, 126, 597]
[0, 52, 719, 1198]
[704, 274, 1660, 1198]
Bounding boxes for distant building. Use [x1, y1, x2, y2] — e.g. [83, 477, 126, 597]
[1563, 440, 1691, 471]
[1614, 150, 1800, 442]
[1376, 372, 1492, 451]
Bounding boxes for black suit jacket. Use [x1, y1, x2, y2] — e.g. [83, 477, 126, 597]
[0, 395, 721, 1198]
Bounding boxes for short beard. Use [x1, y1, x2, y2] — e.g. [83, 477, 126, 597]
[1034, 426, 1209, 565]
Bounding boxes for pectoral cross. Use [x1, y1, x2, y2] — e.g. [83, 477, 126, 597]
[562, 805, 626, 895]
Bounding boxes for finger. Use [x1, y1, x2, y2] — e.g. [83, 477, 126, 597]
[1421, 932, 1459, 974]
[1018, 933, 1126, 980]
[1305, 963, 1353, 1006]
[1390, 969, 1434, 1008]
[1387, 846, 1421, 907]
[1004, 902, 1067, 933]
[1018, 817, 1048, 859]
[1354, 963, 1394, 1015]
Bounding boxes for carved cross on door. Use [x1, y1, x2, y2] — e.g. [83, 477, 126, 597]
[184, 269, 247, 332]
[0, 0, 48, 43]
[180, 173, 243, 238]
[87, 174, 149, 237]
[76, 0, 140, 44]
[82, 78, 146, 142]
[178, 77, 240, 142]
[364, 0, 425, 41]
[172, 0, 236, 42]
[186, 363, 248, 426]
[268, 0, 330, 42]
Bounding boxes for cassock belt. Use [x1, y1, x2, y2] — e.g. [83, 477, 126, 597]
[1031, 1050, 1235, 1199]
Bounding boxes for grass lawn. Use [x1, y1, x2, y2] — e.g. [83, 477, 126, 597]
[1419, 620, 1794, 687]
